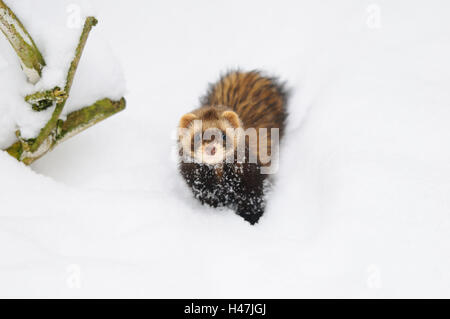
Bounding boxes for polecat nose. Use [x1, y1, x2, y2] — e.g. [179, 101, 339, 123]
[210, 147, 216, 156]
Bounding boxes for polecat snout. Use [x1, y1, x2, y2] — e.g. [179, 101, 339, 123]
[178, 70, 288, 225]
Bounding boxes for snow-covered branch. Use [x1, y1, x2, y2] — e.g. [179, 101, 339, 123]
[7, 98, 126, 164]
[29, 16, 98, 154]
[0, 0, 45, 84]
[1, 3, 126, 164]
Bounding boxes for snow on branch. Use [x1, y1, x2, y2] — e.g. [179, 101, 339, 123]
[28, 16, 98, 154]
[7, 98, 126, 164]
[1, 1, 126, 164]
[0, 0, 45, 84]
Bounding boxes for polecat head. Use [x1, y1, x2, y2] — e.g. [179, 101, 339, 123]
[178, 106, 242, 165]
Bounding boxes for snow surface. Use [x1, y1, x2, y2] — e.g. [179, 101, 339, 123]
[1, 0, 450, 298]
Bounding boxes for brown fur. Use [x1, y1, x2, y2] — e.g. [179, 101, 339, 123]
[177, 70, 289, 225]
[180, 70, 288, 165]
[201, 70, 287, 140]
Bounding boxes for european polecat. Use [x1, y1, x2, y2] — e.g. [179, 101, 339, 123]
[178, 70, 288, 224]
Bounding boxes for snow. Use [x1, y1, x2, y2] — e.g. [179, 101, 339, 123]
[0, 0, 125, 144]
[1, 0, 450, 298]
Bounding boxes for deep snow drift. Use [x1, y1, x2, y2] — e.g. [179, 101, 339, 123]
[1, 0, 450, 298]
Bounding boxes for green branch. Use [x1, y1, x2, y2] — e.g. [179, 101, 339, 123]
[1, 6, 126, 165]
[0, 0, 45, 83]
[7, 98, 126, 165]
[28, 16, 98, 153]
[25, 87, 67, 111]
[66, 17, 98, 95]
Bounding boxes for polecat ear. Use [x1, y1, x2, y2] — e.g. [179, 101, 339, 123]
[179, 113, 197, 128]
[222, 111, 241, 128]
